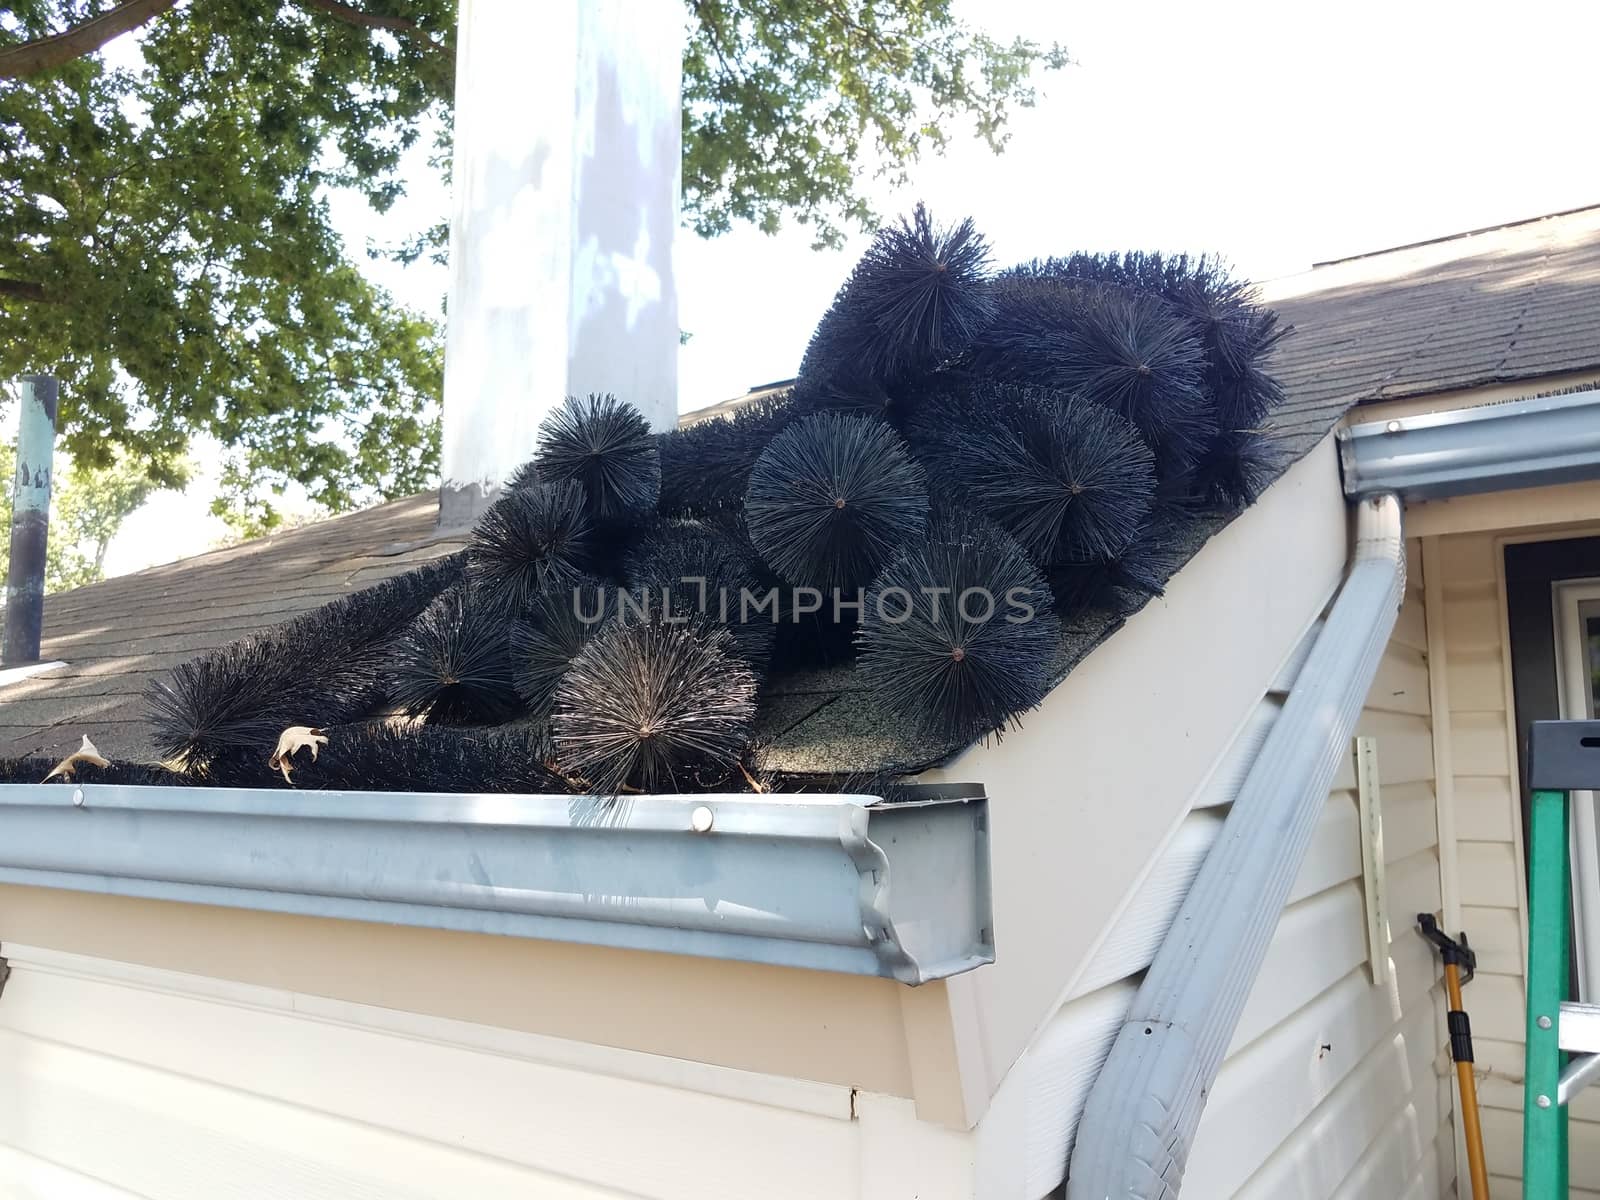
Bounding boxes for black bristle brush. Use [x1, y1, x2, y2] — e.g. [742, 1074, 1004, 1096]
[1008, 251, 1289, 432]
[744, 412, 929, 591]
[1004, 253, 1289, 505]
[145, 639, 305, 771]
[551, 620, 758, 796]
[766, 586, 865, 671]
[907, 382, 1157, 568]
[509, 576, 617, 718]
[244, 720, 571, 794]
[144, 554, 464, 773]
[504, 459, 541, 492]
[1051, 290, 1215, 481]
[0, 755, 192, 786]
[656, 392, 799, 518]
[858, 517, 1061, 743]
[1186, 424, 1287, 512]
[624, 520, 774, 673]
[959, 271, 1081, 383]
[760, 769, 922, 802]
[964, 276, 1214, 480]
[788, 359, 896, 420]
[898, 373, 1041, 490]
[1047, 503, 1201, 617]
[1202, 306, 1287, 432]
[794, 204, 995, 419]
[533, 393, 660, 527]
[466, 480, 594, 617]
[1187, 299, 1289, 508]
[1167, 271, 1287, 435]
[384, 585, 524, 725]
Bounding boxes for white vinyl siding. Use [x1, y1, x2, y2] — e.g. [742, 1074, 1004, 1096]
[978, 542, 1452, 1198]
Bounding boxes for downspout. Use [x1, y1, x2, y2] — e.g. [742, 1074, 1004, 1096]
[1067, 491, 1405, 1199]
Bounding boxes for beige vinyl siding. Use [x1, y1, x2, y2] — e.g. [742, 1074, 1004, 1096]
[0, 882, 920, 1103]
[1429, 528, 1531, 1189]
[0, 943, 992, 1200]
[1426, 525, 1600, 1190]
[985, 543, 1452, 1198]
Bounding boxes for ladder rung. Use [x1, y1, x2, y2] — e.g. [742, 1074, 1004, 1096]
[1560, 1001, 1600, 1053]
[1560, 1054, 1600, 1106]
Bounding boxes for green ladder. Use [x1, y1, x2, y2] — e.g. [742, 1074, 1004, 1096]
[1525, 720, 1600, 1195]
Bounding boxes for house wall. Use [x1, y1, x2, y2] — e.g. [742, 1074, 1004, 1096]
[972, 541, 1454, 1198]
[917, 436, 1352, 1126]
[0, 940, 990, 1200]
[1348, 370, 1600, 1197]
[0, 439, 1369, 1198]
[1425, 523, 1600, 1196]
[0, 882, 918, 1097]
[1189, 540, 1452, 1199]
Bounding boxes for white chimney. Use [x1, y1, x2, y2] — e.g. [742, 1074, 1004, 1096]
[438, 0, 682, 526]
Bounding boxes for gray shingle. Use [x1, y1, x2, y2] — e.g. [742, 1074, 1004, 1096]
[0, 493, 464, 761]
[1261, 206, 1600, 415]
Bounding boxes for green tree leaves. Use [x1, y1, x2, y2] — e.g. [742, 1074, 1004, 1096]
[682, 0, 1067, 248]
[0, 1, 1061, 533]
[2, 1, 447, 532]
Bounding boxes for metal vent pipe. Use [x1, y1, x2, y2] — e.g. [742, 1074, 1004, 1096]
[4, 375, 57, 665]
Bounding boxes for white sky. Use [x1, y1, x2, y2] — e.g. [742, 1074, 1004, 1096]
[104, 0, 1600, 576]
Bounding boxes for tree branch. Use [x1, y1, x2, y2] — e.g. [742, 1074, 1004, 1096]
[0, 0, 180, 80]
[296, 0, 452, 60]
[0, 278, 49, 303]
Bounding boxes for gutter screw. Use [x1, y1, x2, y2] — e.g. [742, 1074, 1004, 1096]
[71, 788, 84, 807]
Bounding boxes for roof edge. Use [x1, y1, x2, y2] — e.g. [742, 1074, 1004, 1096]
[1312, 202, 1600, 268]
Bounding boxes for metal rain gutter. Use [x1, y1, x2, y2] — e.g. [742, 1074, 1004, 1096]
[0, 782, 992, 986]
[1339, 386, 1600, 501]
[1067, 492, 1406, 1198]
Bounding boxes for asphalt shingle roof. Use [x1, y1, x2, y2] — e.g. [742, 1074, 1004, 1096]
[0, 494, 465, 762]
[6, 205, 1600, 771]
[1260, 204, 1600, 417]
